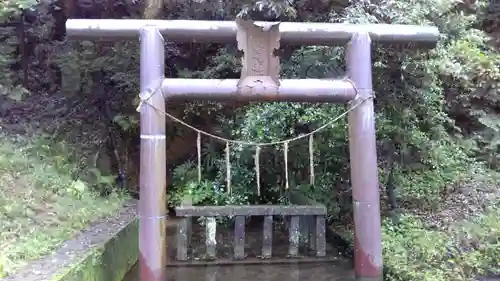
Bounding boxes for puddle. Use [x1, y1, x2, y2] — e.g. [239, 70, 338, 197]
[123, 262, 353, 281]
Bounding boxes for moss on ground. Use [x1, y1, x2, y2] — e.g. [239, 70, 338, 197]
[0, 134, 126, 277]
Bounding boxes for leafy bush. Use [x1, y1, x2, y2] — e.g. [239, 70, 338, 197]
[383, 209, 500, 281]
[169, 161, 253, 208]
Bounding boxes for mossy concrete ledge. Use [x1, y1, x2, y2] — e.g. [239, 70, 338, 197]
[2, 201, 139, 281]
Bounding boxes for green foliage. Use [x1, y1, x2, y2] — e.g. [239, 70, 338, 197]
[383, 209, 500, 281]
[113, 114, 139, 132]
[0, 0, 36, 19]
[169, 162, 252, 208]
[87, 168, 119, 195]
[0, 0, 37, 101]
[0, 134, 125, 276]
[1, 0, 500, 279]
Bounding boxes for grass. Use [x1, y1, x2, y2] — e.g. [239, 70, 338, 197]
[379, 163, 500, 281]
[382, 207, 500, 281]
[329, 206, 500, 281]
[306, 161, 500, 281]
[0, 134, 126, 277]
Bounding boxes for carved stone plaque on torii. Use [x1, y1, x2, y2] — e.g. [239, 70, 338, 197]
[236, 19, 281, 100]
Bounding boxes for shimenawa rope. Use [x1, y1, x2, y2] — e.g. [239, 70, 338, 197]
[137, 81, 372, 194]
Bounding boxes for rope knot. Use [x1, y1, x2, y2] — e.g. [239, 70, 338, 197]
[136, 82, 163, 112]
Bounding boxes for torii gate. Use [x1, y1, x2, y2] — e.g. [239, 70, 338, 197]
[66, 18, 439, 281]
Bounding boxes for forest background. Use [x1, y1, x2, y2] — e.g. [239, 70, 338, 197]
[0, 0, 499, 280]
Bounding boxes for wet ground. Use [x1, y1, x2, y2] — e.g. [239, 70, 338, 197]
[123, 216, 353, 281]
[123, 262, 354, 281]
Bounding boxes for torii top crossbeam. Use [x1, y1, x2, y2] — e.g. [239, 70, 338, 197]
[66, 19, 439, 46]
